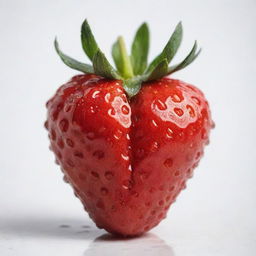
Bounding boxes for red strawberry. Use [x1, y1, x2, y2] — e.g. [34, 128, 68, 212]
[45, 20, 213, 236]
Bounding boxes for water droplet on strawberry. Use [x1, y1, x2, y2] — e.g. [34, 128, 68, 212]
[92, 90, 100, 98]
[171, 94, 182, 102]
[166, 128, 173, 139]
[113, 129, 123, 140]
[150, 141, 159, 152]
[154, 99, 167, 110]
[178, 131, 185, 142]
[121, 154, 129, 161]
[108, 108, 116, 116]
[104, 93, 111, 103]
[189, 143, 194, 148]
[151, 119, 158, 127]
[122, 180, 132, 190]
[121, 105, 130, 115]
[174, 108, 184, 117]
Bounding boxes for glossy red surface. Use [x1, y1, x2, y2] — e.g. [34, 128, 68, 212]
[45, 74, 213, 236]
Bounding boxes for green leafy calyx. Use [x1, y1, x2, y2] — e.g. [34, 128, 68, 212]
[55, 19, 201, 97]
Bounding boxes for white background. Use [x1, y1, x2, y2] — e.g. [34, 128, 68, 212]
[0, 0, 256, 255]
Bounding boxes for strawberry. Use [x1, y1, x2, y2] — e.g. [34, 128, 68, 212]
[45, 20, 213, 236]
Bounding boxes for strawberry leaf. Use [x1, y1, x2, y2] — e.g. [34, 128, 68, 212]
[146, 22, 183, 74]
[147, 59, 168, 81]
[93, 50, 121, 79]
[81, 19, 99, 61]
[131, 23, 150, 75]
[123, 76, 145, 97]
[54, 19, 202, 98]
[112, 37, 134, 79]
[54, 38, 94, 73]
[168, 41, 201, 74]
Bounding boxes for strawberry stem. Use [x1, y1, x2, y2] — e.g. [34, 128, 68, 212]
[112, 36, 134, 79]
[54, 19, 201, 98]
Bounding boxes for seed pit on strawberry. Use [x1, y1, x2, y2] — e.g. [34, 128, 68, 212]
[66, 159, 74, 168]
[93, 150, 104, 159]
[91, 171, 99, 179]
[46, 19, 213, 236]
[66, 138, 74, 147]
[174, 171, 180, 177]
[86, 132, 95, 140]
[100, 187, 109, 196]
[74, 151, 84, 159]
[104, 171, 114, 180]
[57, 138, 64, 149]
[50, 129, 56, 141]
[164, 158, 173, 168]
